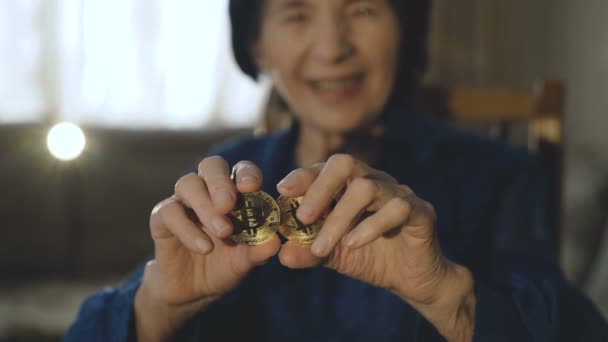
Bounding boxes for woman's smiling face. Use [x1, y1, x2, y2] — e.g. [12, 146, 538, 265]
[254, 0, 401, 134]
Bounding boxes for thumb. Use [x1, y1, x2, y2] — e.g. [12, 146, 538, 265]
[245, 234, 282, 267]
[228, 234, 281, 275]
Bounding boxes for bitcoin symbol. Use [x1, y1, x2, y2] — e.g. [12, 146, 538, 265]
[230, 192, 280, 245]
[285, 201, 314, 235]
[240, 199, 266, 234]
[277, 196, 323, 244]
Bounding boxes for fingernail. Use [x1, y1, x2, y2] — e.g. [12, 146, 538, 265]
[298, 204, 314, 219]
[212, 217, 229, 236]
[312, 240, 326, 256]
[196, 239, 211, 254]
[240, 175, 258, 184]
[277, 177, 295, 189]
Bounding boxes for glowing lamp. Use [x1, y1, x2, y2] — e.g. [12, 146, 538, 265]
[46, 122, 86, 161]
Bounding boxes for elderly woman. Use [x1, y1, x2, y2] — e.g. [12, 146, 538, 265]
[66, 0, 607, 341]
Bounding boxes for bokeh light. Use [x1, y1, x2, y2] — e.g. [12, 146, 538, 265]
[46, 122, 86, 161]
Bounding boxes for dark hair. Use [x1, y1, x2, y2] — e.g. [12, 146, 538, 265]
[229, 0, 432, 101]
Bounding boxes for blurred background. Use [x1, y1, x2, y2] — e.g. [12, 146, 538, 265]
[1, 0, 607, 340]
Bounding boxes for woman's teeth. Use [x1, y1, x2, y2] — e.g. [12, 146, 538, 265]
[312, 78, 360, 91]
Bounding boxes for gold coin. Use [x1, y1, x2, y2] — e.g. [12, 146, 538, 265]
[277, 196, 323, 244]
[228, 191, 280, 245]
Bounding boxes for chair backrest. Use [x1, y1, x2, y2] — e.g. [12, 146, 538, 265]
[415, 80, 564, 146]
[416, 79, 566, 252]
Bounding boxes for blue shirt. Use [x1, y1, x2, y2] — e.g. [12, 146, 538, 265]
[65, 106, 608, 341]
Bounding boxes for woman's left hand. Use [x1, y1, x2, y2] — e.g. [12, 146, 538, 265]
[277, 154, 475, 340]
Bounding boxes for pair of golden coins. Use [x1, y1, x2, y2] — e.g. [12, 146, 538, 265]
[228, 191, 323, 246]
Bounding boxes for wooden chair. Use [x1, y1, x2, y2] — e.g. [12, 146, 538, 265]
[257, 80, 566, 253]
[415, 79, 566, 252]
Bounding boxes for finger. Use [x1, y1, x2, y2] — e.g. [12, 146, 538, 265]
[154, 199, 214, 255]
[278, 241, 324, 269]
[297, 154, 361, 224]
[276, 163, 324, 197]
[150, 197, 178, 240]
[198, 156, 236, 214]
[245, 234, 282, 267]
[367, 168, 398, 184]
[344, 198, 433, 248]
[311, 177, 377, 257]
[232, 161, 263, 193]
[174, 173, 233, 238]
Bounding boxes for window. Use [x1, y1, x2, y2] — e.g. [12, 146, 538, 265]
[0, 0, 270, 129]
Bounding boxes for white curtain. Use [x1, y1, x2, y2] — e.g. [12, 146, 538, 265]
[0, 0, 270, 129]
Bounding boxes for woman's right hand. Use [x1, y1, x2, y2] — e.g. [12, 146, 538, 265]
[134, 157, 281, 341]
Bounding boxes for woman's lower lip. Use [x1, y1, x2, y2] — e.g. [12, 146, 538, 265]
[308, 83, 362, 104]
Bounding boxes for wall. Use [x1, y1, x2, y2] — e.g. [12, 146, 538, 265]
[547, 0, 608, 315]
[0, 124, 247, 279]
[428, 0, 608, 316]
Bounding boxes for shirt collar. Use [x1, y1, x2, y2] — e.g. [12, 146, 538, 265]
[259, 103, 438, 175]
